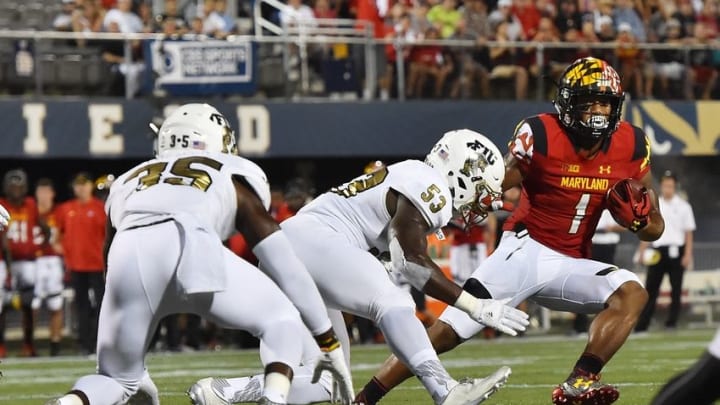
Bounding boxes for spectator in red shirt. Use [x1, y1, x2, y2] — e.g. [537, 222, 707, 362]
[57, 172, 107, 355]
[512, 0, 542, 39]
[407, 26, 454, 98]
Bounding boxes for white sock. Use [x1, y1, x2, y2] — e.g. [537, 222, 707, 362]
[377, 307, 456, 402]
[263, 372, 291, 404]
[227, 366, 331, 403]
[57, 394, 84, 405]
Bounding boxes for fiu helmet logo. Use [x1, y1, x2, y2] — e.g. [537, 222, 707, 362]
[210, 112, 238, 155]
[466, 140, 497, 165]
[598, 165, 612, 174]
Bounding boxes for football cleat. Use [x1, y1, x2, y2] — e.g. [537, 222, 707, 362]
[551, 372, 619, 405]
[21, 343, 37, 357]
[187, 378, 232, 405]
[440, 366, 512, 405]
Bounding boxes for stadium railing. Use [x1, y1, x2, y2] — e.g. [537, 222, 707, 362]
[0, 29, 716, 100]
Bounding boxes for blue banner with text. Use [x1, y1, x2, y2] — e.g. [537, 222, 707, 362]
[2, 100, 718, 158]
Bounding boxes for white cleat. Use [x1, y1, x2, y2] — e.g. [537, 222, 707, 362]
[440, 366, 512, 405]
[187, 378, 232, 405]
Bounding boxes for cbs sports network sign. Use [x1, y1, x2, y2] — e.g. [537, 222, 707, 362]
[146, 39, 256, 96]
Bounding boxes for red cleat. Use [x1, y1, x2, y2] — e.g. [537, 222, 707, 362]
[552, 372, 619, 405]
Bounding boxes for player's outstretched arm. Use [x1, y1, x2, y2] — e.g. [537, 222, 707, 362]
[388, 192, 528, 336]
[232, 176, 354, 404]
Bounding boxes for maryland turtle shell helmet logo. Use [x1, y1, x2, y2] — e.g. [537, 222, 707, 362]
[553, 57, 625, 150]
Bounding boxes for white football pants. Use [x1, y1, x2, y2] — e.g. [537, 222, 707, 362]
[440, 231, 643, 340]
[71, 220, 306, 405]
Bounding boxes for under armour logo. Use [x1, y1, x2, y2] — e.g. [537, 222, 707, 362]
[598, 165, 611, 174]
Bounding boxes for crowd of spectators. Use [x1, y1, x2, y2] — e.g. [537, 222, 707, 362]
[1, 0, 718, 99]
[370, 0, 720, 99]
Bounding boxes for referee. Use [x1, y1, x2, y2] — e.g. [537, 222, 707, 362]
[635, 170, 696, 332]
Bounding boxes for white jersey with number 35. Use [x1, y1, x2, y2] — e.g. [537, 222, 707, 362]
[106, 151, 270, 240]
[299, 160, 453, 251]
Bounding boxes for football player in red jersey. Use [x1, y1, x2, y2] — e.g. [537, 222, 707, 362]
[353, 57, 665, 405]
[0, 169, 41, 357]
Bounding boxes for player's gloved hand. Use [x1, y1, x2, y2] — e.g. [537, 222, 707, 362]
[0, 204, 10, 232]
[313, 333, 354, 405]
[488, 198, 515, 212]
[456, 292, 529, 336]
[606, 183, 650, 232]
[479, 195, 515, 213]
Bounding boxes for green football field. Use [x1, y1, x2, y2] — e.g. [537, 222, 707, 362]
[1, 328, 716, 404]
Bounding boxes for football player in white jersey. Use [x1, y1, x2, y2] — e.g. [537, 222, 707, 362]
[189, 129, 529, 405]
[45, 103, 353, 405]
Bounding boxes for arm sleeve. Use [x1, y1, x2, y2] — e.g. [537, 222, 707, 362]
[253, 230, 332, 336]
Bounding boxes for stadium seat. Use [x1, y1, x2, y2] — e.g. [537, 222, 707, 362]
[38, 52, 57, 89]
[56, 54, 84, 88]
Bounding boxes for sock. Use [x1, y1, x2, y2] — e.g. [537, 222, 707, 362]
[50, 341, 61, 356]
[356, 377, 389, 405]
[22, 307, 34, 346]
[57, 391, 88, 405]
[263, 372, 291, 403]
[377, 307, 455, 402]
[572, 352, 604, 377]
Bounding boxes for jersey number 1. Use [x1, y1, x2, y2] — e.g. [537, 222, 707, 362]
[568, 193, 590, 234]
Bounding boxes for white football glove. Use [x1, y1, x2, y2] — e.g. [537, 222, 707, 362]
[459, 294, 529, 336]
[312, 346, 355, 405]
[0, 204, 9, 232]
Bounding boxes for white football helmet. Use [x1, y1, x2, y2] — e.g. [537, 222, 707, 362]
[155, 103, 237, 158]
[425, 129, 505, 226]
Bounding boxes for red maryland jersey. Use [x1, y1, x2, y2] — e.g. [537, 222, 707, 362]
[0, 197, 40, 261]
[508, 113, 651, 258]
[503, 187, 530, 232]
[38, 206, 61, 257]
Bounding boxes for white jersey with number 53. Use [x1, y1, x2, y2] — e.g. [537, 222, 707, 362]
[106, 151, 270, 240]
[298, 160, 453, 252]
